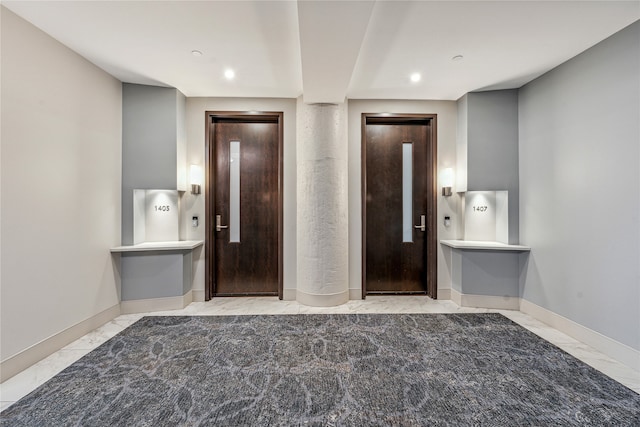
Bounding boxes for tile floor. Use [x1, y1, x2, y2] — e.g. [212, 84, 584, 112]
[1, 296, 639, 412]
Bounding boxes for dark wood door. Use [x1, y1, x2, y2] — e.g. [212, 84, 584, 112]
[209, 115, 282, 296]
[363, 116, 436, 295]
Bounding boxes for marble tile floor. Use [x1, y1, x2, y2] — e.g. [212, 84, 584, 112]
[1, 296, 639, 412]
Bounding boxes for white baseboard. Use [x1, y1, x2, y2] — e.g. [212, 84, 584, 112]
[296, 289, 349, 307]
[463, 294, 520, 310]
[192, 289, 205, 302]
[450, 291, 639, 371]
[283, 289, 360, 303]
[451, 288, 462, 305]
[437, 288, 451, 300]
[282, 288, 297, 301]
[349, 288, 362, 300]
[520, 299, 640, 372]
[120, 291, 193, 314]
[0, 303, 121, 383]
[450, 289, 520, 310]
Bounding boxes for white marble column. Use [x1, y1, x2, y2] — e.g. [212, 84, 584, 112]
[296, 100, 349, 306]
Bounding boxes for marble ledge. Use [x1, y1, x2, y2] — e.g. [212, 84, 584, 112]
[440, 239, 530, 252]
[110, 240, 204, 253]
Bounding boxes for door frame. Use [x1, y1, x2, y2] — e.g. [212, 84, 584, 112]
[205, 111, 284, 300]
[361, 113, 438, 299]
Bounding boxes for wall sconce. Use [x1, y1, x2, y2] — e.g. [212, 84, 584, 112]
[190, 164, 202, 195]
[442, 167, 454, 197]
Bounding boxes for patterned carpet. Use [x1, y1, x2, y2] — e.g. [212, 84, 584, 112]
[1, 313, 639, 426]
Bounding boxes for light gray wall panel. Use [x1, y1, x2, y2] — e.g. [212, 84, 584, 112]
[122, 83, 178, 245]
[519, 22, 639, 350]
[459, 251, 520, 297]
[467, 90, 519, 244]
[451, 249, 462, 292]
[182, 252, 192, 296]
[456, 94, 468, 193]
[176, 91, 187, 192]
[121, 253, 186, 300]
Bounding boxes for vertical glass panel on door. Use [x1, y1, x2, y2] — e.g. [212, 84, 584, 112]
[229, 140, 240, 243]
[402, 142, 413, 243]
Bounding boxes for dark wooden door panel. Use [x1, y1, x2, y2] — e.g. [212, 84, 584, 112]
[213, 120, 279, 295]
[365, 120, 431, 294]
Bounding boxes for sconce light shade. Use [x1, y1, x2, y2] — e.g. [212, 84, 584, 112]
[442, 167, 454, 197]
[190, 164, 202, 195]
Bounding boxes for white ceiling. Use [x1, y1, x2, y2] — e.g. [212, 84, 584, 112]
[4, 1, 639, 102]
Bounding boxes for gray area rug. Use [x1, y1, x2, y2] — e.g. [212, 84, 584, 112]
[1, 313, 639, 426]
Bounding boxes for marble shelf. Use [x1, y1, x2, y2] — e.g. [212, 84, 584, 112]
[110, 240, 204, 253]
[440, 239, 530, 252]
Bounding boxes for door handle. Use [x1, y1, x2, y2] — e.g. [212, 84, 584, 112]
[216, 215, 228, 232]
[414, 215, 426, 232]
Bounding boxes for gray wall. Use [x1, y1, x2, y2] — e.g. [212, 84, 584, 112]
[122, 83, 180, 245]
[451, 250, 520, 298]
[176, 91, 187, 191]
[467, 90, 519, 244]
[1, 7, 122, 361]
[455, 94, 468, 193]
[519, 22, 639, 350]
[461, 90, 520, 244]
[121, 252, 191, 300]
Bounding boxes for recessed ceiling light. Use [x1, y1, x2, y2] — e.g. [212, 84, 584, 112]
[224, 69, 235, 80]
[410, 73, 421, 83]
[191, 50, 203, 57]
[452, 55, 464, 61]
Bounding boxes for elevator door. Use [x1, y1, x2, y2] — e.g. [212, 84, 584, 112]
[208, 114, 282, 297]
[363, 116, 437, 296]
